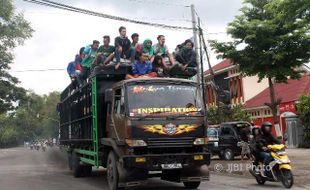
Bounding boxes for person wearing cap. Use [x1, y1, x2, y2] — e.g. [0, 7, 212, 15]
[97, 35, 115, 65]
[81, 40, 99, 80]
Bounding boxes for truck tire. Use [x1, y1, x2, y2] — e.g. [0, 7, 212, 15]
[183, 181, 201, 189]
[82, 165, 92, 177]
[72, 152, 83, 178]
[106, 151, 124, 190]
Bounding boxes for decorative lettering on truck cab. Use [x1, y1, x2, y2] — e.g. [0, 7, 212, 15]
[130, 107, 199, 116]
[139, 124, 199, 136]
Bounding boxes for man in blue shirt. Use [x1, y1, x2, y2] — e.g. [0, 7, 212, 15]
[126, 52, 156, 79]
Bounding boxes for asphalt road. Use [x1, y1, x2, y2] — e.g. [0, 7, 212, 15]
[0, 147, 306, 190]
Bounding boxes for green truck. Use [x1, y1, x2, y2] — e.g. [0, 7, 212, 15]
[58, 66, 210, 190]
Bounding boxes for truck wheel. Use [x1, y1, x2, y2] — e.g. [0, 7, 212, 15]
[183, 181, 201, 189]
[224, 148, 234, 160]
[72, 153, 83, 178]
[68, 153, 73, 170]
[82, 165, 92, 177]
[107, 151, 124, 190]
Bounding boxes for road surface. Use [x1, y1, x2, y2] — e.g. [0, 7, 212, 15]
[0, 147, 307, 190]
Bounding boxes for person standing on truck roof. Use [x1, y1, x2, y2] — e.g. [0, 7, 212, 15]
[126, 52, 157, 79]
[142, 39, 155, 63]
[80, 40, 99, 81]
[114, 26, 135, 70]
[97, 35, 115, 65]
[131, 33, 142, 57]
[153, 35, 175, 65]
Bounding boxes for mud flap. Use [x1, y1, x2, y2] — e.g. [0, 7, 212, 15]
[117, 159, 148, 188]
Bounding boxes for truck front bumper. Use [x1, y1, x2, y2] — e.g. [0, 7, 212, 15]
[123, 152, 211, 170]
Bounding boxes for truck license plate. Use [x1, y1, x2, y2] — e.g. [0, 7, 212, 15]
[161, 163, 182, 169]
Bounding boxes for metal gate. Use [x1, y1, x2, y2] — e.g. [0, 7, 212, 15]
[285, 117, 303, 148]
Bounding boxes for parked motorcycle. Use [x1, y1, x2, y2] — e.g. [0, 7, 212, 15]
[249, 144, 293, 188]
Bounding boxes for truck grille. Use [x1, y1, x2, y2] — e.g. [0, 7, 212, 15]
[147, 137, 194, 148]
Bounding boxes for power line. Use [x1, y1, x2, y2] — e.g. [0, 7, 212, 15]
[128, 0, 189, 7]
[10, 69, 65, 72]
[23, 0, 193, 31]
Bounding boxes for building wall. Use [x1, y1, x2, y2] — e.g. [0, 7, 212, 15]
[242, 76, 269, 102]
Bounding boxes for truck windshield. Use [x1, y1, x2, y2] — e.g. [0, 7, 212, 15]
[126, 84, 204, 117]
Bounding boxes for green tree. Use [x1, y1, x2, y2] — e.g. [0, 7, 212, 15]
[0, 0, 33, 113]
[207, 106, 219, 125]
[210, 0, 310, 125]
[296, 93, 310, 142]
[39, 92, 60, 138]
[207, 104, 251, 125]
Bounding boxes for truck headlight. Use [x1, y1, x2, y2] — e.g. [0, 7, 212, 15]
[125, 139, 147, 147]
[194, 138, 208, 145]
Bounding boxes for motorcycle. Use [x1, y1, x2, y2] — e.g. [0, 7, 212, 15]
[249, 144, 293, 188]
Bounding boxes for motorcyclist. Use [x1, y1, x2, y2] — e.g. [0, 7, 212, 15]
[249, 127, 262, 164]
[256, 122, 281, 165]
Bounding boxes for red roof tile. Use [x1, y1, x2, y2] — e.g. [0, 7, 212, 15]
[246, 74, 310, 108]
[204, 59, 233, 75]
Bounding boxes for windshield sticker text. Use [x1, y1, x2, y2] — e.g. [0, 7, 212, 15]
[132, 85, 195, 94]
[132, 107, 199, 115]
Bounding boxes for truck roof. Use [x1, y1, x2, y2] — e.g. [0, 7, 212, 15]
[112, 77, 197, 88]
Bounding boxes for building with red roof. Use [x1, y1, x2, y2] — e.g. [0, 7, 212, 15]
[204, 59, 269, 106]
[245, 74, 310, 147]
[204, 59, 310, 147]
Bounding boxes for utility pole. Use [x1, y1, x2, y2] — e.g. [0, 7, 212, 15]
[190, 4, 201, 86]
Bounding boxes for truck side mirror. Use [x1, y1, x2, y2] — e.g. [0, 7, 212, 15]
[105, 89, 113, 103]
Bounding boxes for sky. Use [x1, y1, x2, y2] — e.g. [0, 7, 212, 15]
[10, 0, 243, 95]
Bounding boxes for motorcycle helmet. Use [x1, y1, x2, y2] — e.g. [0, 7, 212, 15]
[261, 122, 273, 134]
[252, 127, 261, 137]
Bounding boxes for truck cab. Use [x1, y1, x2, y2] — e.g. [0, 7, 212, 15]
[103, 78, 210, 189]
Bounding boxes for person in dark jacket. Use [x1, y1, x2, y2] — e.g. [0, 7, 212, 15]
[169, 39, 197, 77]
[152, 55, 169, 77]
[114, 26, 135, 69]
[256, 122, 281, 164]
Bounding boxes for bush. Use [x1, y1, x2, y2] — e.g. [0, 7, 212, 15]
[296, 93, 310, 142]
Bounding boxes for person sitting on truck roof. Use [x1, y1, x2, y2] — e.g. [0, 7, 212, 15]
[153, 35, 175, 65]
[75, 46, 84, 77]
[114, 26, 135, 70]
[80, 40, 100, 81]
[67, 57, 77, 83]
[126, 52, 157, 79]
[97, 35, 115, 66]
[142, 39, 155, 63]
[152, 55, 169, 77]
[131, 33, 142, 56]
[66, 47, 84, 88]
[169, 39, 197, 77]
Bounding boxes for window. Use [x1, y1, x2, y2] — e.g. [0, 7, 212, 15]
[221, 127, 234, 136]
[113, 89, 123, 114]
[207, 128, 219, 138]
